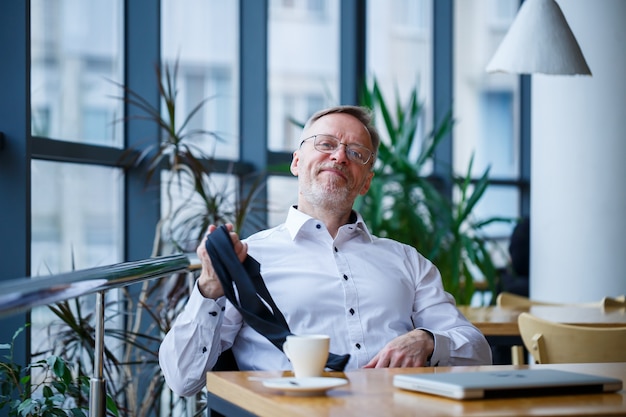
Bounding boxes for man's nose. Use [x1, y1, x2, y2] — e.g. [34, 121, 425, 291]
[330, 143, 349, 163]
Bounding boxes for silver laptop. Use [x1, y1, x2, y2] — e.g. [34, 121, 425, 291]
[393, 369, 623, 400]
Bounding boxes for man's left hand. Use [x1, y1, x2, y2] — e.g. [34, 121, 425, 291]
[363, 329, 434, 368]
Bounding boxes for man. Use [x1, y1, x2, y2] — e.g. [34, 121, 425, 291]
[159, 105, 492, 397]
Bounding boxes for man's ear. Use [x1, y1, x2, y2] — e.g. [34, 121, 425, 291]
[290, 150, 299, 176]
[358, 171, 375, 196]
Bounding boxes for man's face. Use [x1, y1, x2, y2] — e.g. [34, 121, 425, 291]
[290, 113, 375, 211]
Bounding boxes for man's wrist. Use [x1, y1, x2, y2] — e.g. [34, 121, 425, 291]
[416, 328, 435, 362]
[197, 273, 224, 299]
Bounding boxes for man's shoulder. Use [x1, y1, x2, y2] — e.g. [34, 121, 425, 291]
[370, 234, 412, 250]
[370, 235, 432, 261]
[244, 223, 288, 243]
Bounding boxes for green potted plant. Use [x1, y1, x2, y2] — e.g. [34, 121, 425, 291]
[356, 79, 511, 305]
[0, 326, 119, 417]
[114, 60, 224, 255]
[26, 61, 264, 416]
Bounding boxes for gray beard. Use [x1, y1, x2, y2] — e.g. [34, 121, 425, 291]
[300, 179, 354, 214]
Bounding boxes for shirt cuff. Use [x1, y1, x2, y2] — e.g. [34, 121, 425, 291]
[181, 280, 227, 323]
[418, 327, 447, 367]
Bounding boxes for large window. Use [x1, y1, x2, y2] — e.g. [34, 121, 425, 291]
[0, 0, 533, 401]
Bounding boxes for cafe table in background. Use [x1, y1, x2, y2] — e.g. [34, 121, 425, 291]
[458, 304, 626, 336]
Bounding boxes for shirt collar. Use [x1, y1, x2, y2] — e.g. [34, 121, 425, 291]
[285, 205, 374, 243]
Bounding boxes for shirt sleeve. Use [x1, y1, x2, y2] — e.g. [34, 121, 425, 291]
[158, 280, 227, 397]
[425, 325, 493, 366]
[410, 251, 493, 367]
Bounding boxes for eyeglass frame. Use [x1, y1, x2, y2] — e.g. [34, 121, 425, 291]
[299, 134, 375, 166]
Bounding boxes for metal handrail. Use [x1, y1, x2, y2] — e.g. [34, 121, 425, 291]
[0, 254, 190, 318]
[0, 253, 193, 416]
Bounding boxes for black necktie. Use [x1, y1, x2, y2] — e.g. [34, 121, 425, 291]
[204, 225, 350, 371]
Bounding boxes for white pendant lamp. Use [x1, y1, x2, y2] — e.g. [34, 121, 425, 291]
[486, 0, 591, 76]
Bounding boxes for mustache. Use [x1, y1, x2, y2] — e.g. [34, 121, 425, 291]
[317, 164, 348, 175]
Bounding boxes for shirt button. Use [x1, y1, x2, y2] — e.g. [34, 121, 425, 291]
[209, 311, 218, 317]
[343, 274, 348, 280]
[316, 224, 321, 229]
[334, 247, 338, 252]
[349, 308, 355, 315]
[355, 343, 361, 349]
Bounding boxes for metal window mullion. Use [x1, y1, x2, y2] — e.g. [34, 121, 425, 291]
[124, 0, 161, 261]
[340, 0, 366, 105]
[239, 0, 269, 237]
[432, 0, 454, 199]
[0, 0, 31, 368]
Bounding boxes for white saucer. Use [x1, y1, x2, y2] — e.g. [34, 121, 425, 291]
[261, 377, 348, 396]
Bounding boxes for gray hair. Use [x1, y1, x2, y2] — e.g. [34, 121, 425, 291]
[302, 105, 380, 162]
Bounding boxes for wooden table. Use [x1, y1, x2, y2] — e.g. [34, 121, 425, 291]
[205, 362, 626, 417]
[459, 305, 626, 336]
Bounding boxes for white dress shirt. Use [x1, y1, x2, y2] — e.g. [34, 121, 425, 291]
[159, 207, 492, 396]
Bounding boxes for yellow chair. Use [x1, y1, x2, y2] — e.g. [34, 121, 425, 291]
[495, 292, 557, 364]
[518, 312, 626, 364]
[496, 292, 571, 364]
[496, 292, 556, 308]
[496, 292, 626, 364]
[602, 295, 626, 308]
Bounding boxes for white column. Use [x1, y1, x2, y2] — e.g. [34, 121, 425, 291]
[530, 0, 626, 302]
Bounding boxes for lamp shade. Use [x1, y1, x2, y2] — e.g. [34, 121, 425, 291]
[486, 0, 591, 76]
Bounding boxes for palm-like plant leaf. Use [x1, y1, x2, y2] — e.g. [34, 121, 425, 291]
[357, 77, 512, 305]
[111, 60, 223, 188]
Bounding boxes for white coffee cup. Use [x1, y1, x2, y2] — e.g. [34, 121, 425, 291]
[283, 334, 330, 378]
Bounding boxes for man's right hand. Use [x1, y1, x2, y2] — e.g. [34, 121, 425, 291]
[196, 223, 248, 299]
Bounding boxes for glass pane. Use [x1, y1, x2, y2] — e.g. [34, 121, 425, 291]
[367, 0, 434, 167]
[31, 0, 124, 146]
[31, 161, 123, 275]
[161, 0, 240, 160]
[470, 185, 520, 270]
[453, 0, 520, 179]
[268, 0, 340, 152]
[30, 160, 123, 360]
[471, 185, 519, 239]
[267, 176, 299, 227]
[160, 170, 241, 252]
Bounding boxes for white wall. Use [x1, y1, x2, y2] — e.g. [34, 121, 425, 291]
[531, 0, 626, 302]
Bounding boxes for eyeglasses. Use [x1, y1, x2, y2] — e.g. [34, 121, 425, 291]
[300, 134, 374, 165]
